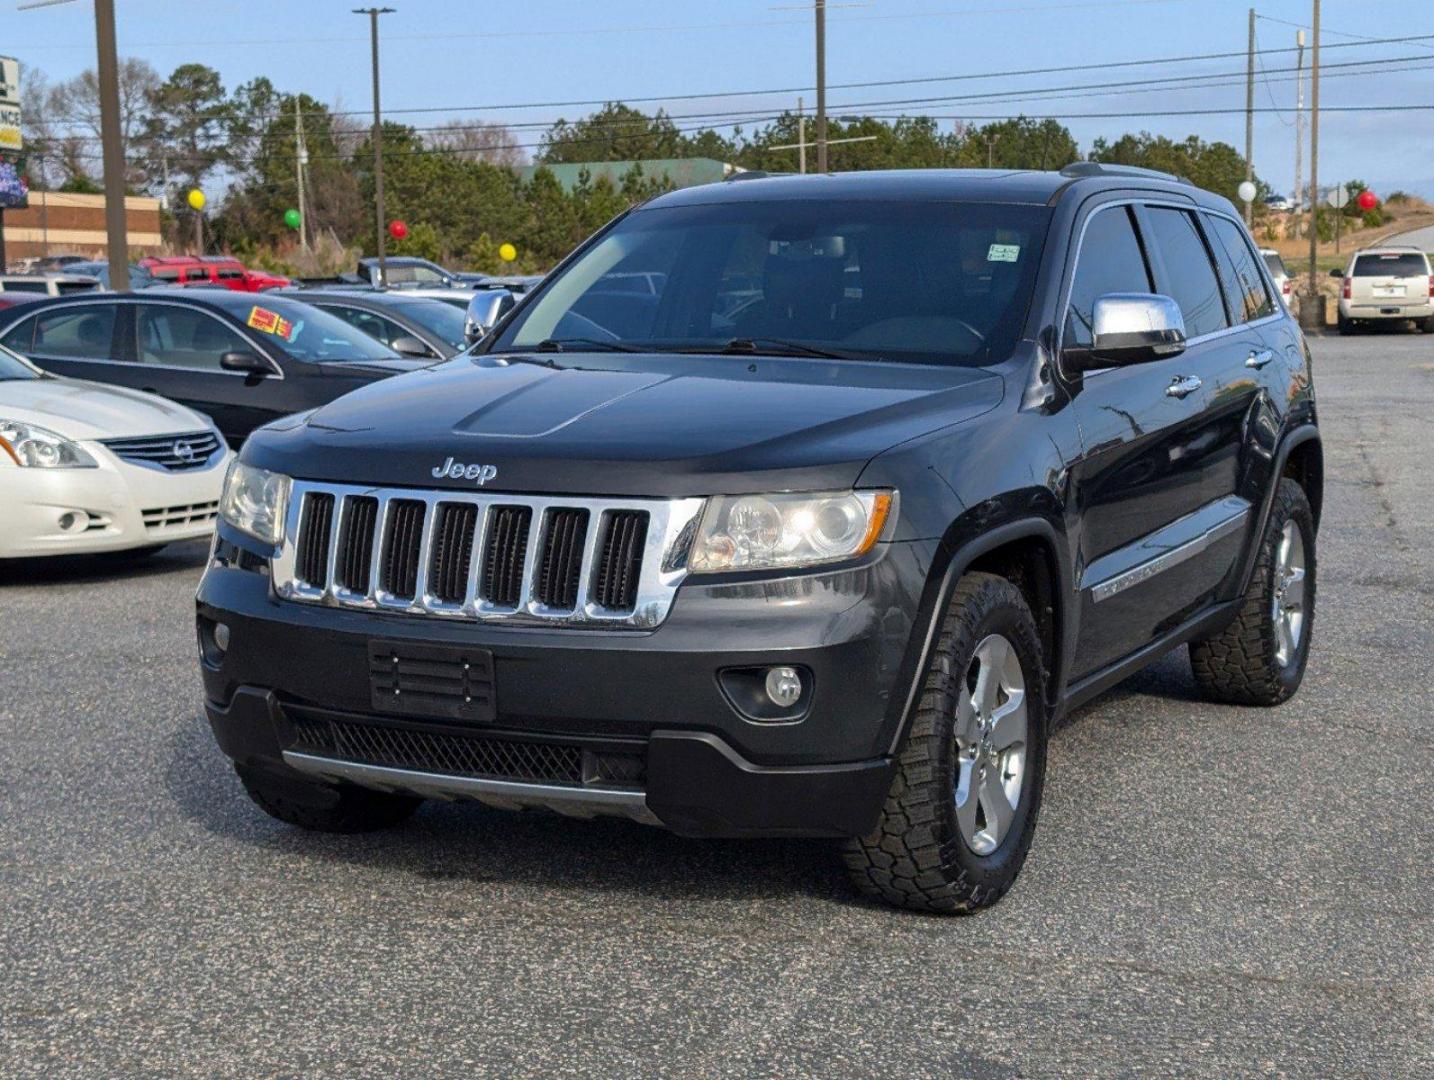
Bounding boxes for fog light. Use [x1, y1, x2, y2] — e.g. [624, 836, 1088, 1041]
[212, 622, 230, 652]
[765, 666, 803, 708]
[57, 511, 88, 532]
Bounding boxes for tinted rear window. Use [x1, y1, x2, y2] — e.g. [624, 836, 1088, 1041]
[1262, 253, 1288, 277]
[1352, 254, 1428, 277]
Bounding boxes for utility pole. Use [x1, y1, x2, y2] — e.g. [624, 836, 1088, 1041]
[1294, 29, 1305, 214]
[93, 0, 130, 291]
[294, 96, 310, 253]
[815, 0, 827, 173]
[1244, 7, 1255, 225]
[797, 96, 806, 174]
[355, 7, 395, 285]
[986, 134, 999, 169]
[1304, 0, 1321, 330]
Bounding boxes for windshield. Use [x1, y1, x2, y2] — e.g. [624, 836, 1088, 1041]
[227, 298, 402, 362]
[492, 200, 1052, 366]
[1352, 253, 1429, 277]
[0, 345, 41, 380]
[392, 298, 468, 349]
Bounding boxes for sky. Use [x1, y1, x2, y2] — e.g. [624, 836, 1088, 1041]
[3, 0, 1432, 198]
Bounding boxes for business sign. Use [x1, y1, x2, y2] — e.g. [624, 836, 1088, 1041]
[0, 57, 21, 153]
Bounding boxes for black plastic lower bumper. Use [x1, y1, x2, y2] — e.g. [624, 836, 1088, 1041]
[206, 686, 896, 838]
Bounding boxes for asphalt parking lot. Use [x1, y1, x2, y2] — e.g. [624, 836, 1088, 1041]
[2, 333, 1430, 1079]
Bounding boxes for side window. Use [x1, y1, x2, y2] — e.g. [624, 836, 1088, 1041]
[135, 304, 252, 370]
[151, 267, 181, 282]
[1143, 207, 1229, 338]
[30, 305, 119, 359]
[4, 280, 50, 294]
[1205, 214, 1274, 322]
[321, 304, 396, 347]
[1, 315, 36, 352]
[1065, 205, 1153, 348]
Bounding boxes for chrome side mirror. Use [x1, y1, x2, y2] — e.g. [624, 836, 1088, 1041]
[1068, 293, 1187, 371]
[390, 334, 433, 359]
[464, 288, 515, 346]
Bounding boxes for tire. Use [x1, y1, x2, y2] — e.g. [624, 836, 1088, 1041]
[1190, 479, 1316, 706]
[237, 764, 421, 833]
[1420, 316, 1434, 334]
[843, 572, 1048, 914]
[1337, 314, 1354, 335]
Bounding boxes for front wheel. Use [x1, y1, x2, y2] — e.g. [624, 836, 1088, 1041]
[843, 572, 1048, 914]
[1190, 479, 1316, 705]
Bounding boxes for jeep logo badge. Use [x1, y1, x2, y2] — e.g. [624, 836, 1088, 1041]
[432, 457, 498, 486]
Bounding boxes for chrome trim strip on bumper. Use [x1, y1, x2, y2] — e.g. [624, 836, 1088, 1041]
[271, 480, 706, 630]
[282, 750, 662, 826]
[1087, 505, 1250, 603]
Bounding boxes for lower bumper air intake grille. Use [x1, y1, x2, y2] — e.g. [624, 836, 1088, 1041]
[286, 713, 620, 788]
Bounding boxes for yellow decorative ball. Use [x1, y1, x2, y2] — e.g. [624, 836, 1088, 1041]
[498, 242, 517, 263]
[186, 189, 206, 211]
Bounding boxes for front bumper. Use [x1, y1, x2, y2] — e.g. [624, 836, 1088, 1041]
[0, 444, 231, 558]
[198, 532, 937, 838]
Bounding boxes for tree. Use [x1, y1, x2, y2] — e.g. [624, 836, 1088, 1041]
[539, 104, 686, 163]
[427, 119, 525, 168]
[21, 59, 159, 190]
[1089, 132, 1252, 205]
[957, 117, 1078, 170]
[141, 64, 233, 194]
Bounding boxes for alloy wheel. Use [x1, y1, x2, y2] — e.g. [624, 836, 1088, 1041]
[1272, 520, 1308, 668]
[953, 634, 1028, 855]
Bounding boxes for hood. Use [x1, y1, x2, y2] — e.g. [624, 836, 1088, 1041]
[0, 377, 213, 440]
[244, 352, 1005, 497]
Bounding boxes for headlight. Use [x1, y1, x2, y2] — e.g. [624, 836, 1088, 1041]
[689, 490, 894, 573]
[0, 419, 98, 468]
[219, 460, 291, 546]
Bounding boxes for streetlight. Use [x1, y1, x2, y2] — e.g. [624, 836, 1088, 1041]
[354, 7, 395, 286]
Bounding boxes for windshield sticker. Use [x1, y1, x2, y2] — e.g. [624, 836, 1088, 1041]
[247, 305, 296, 341]
[987, 243, 1021, 263]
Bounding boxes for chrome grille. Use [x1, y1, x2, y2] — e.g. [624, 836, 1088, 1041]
[273, 481, 705, 629]
[142, 500, 219, 530]
[103, 430, 222, 471]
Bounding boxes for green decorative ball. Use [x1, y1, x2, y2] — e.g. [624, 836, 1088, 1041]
[283, 208, 301, 230]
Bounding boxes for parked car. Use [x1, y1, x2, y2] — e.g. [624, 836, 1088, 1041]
[140, 256, 290, 293]
[285, 289, 471, 358]
[0, 344, 231, 558]
[198, 164, 1321, 914]
[61, 260, 158, 291]
[0, 273, 102, 297]
[1259, 248, 1291, 301]
[1333, 247, 1434, 333]
[0, 291, 432, 445]
[355, 255, 471, 290]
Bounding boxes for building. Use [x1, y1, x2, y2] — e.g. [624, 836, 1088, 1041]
[518, 157, 743, 193]
[1, 191, 163, 265]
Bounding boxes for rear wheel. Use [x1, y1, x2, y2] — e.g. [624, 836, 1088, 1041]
[1337, 314, 1355, 335]
[1190, 479, 1315, 706]
[1420, 316, 1434, 334]
[237, 764, 421, 833]
[843, 573, 1048, 914]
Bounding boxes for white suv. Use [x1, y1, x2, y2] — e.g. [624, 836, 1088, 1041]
[1334, 247, 1434, 334]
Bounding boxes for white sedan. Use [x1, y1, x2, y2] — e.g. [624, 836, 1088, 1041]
[0, 347, 231, 558]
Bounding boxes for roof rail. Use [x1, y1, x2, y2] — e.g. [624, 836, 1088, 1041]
[1059, 161, 1191, 186]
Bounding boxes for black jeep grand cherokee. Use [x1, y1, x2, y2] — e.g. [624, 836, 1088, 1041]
[198, 164, 1321, 913]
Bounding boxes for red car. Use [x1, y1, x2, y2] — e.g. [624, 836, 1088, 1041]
[139, 255, 289, 292]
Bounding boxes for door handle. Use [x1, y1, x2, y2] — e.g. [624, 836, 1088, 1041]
[1165, 374, 1203, 399]
[1245, 349, 1274, 369]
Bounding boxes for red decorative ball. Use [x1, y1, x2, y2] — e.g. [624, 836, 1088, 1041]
[1356, 190, 1377, 212]
[388, 220, 408, 240]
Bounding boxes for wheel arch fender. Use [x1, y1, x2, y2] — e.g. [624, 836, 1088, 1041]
[1238, 424, 1321, 595]
[884, 511, 1074, 756]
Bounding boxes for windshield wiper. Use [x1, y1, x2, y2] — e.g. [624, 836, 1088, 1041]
[719, 337, 854, 360]
[534, 337, 646, 353]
